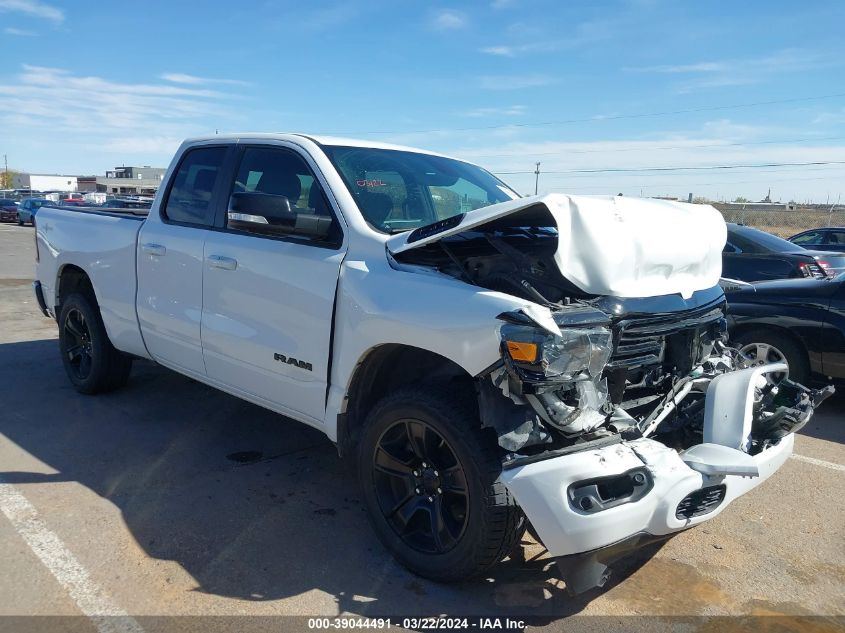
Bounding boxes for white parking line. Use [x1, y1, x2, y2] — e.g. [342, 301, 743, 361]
[0, 478, 145, 633]
[791, 453, 845, 472]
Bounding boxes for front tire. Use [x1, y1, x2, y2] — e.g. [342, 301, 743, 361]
[17, 216, 23, 226]
[58, 293, 132, 394]
[357, 386, 522, 582]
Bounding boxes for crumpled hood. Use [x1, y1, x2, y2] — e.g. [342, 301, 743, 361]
[387, 193, 727, 300]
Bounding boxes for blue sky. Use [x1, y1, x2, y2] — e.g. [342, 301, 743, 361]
[1, 0, 843, 201]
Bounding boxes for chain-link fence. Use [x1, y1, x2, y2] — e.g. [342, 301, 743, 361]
[714, 205, 845, 238]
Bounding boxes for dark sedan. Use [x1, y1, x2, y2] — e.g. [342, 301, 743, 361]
[725, 275, 845, 384]
[723, 223, 845, 281]
[788, 227, 845, 252]
[0, 198, 18, 222]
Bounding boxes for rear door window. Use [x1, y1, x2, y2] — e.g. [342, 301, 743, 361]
[791, 231, 824, 245]
[163, 146, 228, 226]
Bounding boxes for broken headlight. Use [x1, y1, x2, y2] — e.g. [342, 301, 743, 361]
[499, 306, 613, 386]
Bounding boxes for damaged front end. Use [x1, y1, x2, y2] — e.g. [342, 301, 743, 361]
[479, 292, 833, 594]
[388, 194, 834, 593]
[483, 291, 832, 462]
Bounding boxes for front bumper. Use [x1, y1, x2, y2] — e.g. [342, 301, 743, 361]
[502, 433, 793, 558]
[500, 364, 807, 592]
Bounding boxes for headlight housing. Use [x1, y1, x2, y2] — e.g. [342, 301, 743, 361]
[499, 306, 613, 386]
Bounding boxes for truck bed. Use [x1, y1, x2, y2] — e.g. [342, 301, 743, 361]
[35, 205, 150, 358]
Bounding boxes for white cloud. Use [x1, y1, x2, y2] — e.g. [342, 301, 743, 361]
[625, 49, 834, 92]
[625, 62, 725, 73]
[3, 26, 35, 35]
[442, 126, 845, 200]
[160, 72, 249, 86]
[431, 9, 466, 30]
[0, 65, 241, 172]
[0, 0, 63, 23]
[479, 17, 619, 57]
[491, 0, 515, 8]
[479, 74, 557, 90]
[479, 46, 514, 57]
[462, 105, 526, 117]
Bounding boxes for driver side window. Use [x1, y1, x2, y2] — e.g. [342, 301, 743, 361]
[226, 147, 341, 246]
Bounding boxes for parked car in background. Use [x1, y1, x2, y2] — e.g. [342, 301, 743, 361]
[101, 198, 152, 210]
[0, 198, 19, 222]
[725, 275, 845, 384]
[788, 227, 845, 252]
[17, 198, 49, 225]
[722, 223, 845, 281]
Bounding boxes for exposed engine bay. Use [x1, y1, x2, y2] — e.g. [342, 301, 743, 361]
[393, 209, 834, 461]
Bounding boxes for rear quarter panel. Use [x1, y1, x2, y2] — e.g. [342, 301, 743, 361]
[36, 206, 150, 358]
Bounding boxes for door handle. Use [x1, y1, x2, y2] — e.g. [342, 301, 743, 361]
[141, 243, 166, 256]
[208, 254, 238, 270]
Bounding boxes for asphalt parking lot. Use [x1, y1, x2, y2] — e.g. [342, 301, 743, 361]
[0, 222, 843, 631]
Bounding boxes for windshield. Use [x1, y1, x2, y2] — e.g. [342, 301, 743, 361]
[322, 145, 518, 233]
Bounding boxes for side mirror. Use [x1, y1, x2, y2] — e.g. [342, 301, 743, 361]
[228, 192, 331, 239]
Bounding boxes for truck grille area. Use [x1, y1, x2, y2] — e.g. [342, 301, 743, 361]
[675, 484, 727, 520]
[608, 305, 725, 370]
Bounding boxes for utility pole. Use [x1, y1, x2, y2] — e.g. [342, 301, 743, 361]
[3, 154, 7, 190]
[534, 162, 541, 195]
[829, 195, 841, 227]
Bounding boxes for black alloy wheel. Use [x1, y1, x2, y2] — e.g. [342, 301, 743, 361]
[372, 418, 469, 554]
[58, 292, 132, 394]
[358, 387, 523, 582]
[63, 307, 94, 380]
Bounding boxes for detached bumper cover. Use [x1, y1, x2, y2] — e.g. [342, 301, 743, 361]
[500, 364, 814, 592]
[502, 432, 794, 559]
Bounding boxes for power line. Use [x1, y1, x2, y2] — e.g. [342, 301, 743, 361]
[493, 160, 845, 176]
[461, 135, 845, 159]
[556, 173, 845, 193]
[335, 92, 845, 136]
[510, 164, 845, 181]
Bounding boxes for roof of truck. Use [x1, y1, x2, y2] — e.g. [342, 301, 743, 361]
[183, 133, 454, 160]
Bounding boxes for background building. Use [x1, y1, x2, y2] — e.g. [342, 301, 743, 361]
[96, 166, 166, 195]
[12, 173, 78, 192]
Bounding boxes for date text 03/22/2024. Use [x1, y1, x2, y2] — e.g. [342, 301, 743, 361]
[307, 617, 527, 630]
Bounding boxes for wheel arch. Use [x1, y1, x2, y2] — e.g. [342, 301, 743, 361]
[55, 264, 98, 315]
[336, 344, 476, 457]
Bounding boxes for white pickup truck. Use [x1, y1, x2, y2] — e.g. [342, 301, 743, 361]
[33, 134, 831, 593]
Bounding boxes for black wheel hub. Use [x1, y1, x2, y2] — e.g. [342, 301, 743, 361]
[64, 308, 93, 380]
[372, 419, 469, 554]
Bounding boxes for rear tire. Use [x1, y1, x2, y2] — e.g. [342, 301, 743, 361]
[58, 293, 132, 394]
[732, 330, 809, 384]
[357, 386, 523, 582]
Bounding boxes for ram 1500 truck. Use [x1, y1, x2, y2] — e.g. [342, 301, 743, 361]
[33, 134, 832, 593]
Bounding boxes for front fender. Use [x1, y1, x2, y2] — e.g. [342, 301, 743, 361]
[324, 256, 531, 441]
